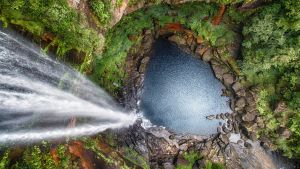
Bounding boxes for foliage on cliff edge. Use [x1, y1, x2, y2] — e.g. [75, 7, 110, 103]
[242, 0, 300, 158]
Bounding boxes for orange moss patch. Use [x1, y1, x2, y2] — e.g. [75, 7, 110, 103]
[196, 36, 204, 44]
[50, 148, 60, 165]
[212, 5, 226, 25]
[68, 141, 94, 169]
[163, 23, 185, 32]
[41, 32, 55, 42]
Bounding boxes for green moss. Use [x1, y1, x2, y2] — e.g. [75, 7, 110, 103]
[0, 0, 102, 58]
[82, 137, 115, 165]
[0, 150, 10, 169]
[24, 146, 43, 169]
[89, 0, 112, 28]
[201, 161, 224, 169]
[176, 151, 202, 169]
[57, 144, 70, 169]
[9, 144, 58, 169]
[128, 0, 141, 6]
[122, 147, 150, 169]
[116, 0, 123, 7]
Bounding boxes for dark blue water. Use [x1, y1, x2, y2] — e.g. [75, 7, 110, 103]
[140, 39, 231, 135]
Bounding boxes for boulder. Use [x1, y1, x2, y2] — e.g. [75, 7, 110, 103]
[195, 44, 208, 56]
[235, 97, 246, 110]
[232, 82, 242, 92]
[242, 112, 256, 122]
[233, 122, 239, 133]
[223, 73, 235, 86]
[206, 115, 215, 120]
[245, 94, 256, 107]
[168, 35, 186, 46]
[236, 89, 246, 97]
[141, 56, 150, 64]
[202, 48, 213, 62]
[139, 61, 148, 73]
[212, 64, 229, 80]
[274, 101, 288, 113]
[186, 35, 194, 46]
[227, 123, 233, 132]
[221, 88, 230, 97]
[222, 124, 231, 133]
[179, 144, 188, 151]
[219, 134, 229, 145]
[220, 113, 225, 120]
[163, 162, 175, 169]
[256, 116, 265, 128]
[210, 59, 219, 65]
[249, 132, 257, 142]
[245, 105, 256, 113]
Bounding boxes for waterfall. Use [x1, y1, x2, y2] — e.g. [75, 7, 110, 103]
[0, 28, 136, 144]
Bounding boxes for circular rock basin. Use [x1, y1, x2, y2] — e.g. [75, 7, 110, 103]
[140, 38, 231, 135]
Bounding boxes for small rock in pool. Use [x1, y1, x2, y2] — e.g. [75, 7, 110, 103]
[220, 113, 225, 120]
[206, 115, 215, 120]
[225, 112, 230, 118]
[222, 124, 231, 133]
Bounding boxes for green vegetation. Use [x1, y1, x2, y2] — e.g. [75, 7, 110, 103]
[90, 2, 236, 95]
[242, 0, 300, 158]
[89, 0, 112, 28]
[176, 151, 202, 169]
[175, 151, 224, 169]
[0, 150, 10, 169]
[2, 143, 59, 169]
[82, 137, 115, 165]
[216, 0, 243, 5]
[116, 0, 123, 7]
[56, 144, 71, 169]
[0, 0, 102, 58]
[122, 147, 150, 169]
[81, 137, 148, 168]
[1, 0, 299, 166]
[201, 161, 224, 169]
[128, 0, 141, 6]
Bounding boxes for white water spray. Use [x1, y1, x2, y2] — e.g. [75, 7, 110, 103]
[0, 28, 136, 144]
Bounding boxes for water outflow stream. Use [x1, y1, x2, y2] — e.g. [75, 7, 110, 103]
[0, 28, 136, 144]
[141, 39, 231, 135]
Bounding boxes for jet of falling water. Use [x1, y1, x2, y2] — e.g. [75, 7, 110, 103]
[0, 27, 136, 144]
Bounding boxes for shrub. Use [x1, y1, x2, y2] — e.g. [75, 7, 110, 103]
[89, 0, 112, 27]
[242, 0, 300, 158]
[0, 0, 102, 58]
[0, 151, 10, 169]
